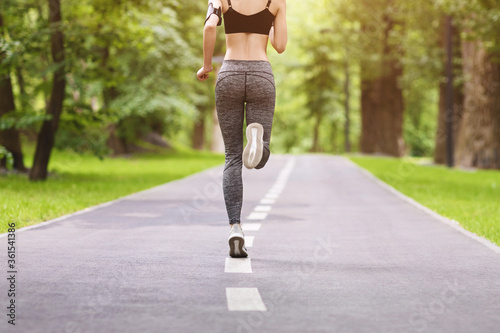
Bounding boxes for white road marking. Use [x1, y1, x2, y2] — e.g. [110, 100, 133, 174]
[242, 223, 262, 231]
[248, 212, 268, 220]
[225, 258, 252, 273]
[245, 236, 255, 247]
[253, 205, 272, 212]
[260, 198, 275, 204]
[265, 193, 280, 199]
[223, 158, 294, 313]
[226, 288, 267, 311]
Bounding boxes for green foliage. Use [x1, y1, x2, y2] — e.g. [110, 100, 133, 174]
[269, 0, 356, 153]
[404, 119, 436, 157]
[269, 0, 442, 156]
[1, 0, 209, 158]
[0, 113, 51, 131]
[2, 0, 499, 161]
[0, 146, 14, 170]
[54, 108, 110, 159]
[437, 0, 500, 53]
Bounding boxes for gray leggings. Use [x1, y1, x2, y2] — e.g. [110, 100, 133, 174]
[215, 60, 276, 225]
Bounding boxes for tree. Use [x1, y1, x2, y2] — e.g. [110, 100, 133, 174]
[0, 11, 26, 171]
[302, 30, 339, 152]
[440, 0, 500, 169]
[359, 1, 405, 156]
[434, 16, 464, 165]
[343, 57, 351, 152]
[29, 0, 66, 180]
[455, 40, 500, 168]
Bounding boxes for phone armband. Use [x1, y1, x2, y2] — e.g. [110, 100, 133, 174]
[205, 3, 222, 26]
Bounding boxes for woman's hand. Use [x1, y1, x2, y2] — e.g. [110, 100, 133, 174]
[197, 66, 213, 81]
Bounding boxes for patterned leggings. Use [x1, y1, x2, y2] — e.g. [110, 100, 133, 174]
[215, 60, 276, 225]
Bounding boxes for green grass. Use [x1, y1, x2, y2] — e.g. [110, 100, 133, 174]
[349, 155, 500, 247]
[0, 144, 224, 233]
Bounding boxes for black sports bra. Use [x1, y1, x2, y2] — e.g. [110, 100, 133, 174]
[224, 0, 275, 35]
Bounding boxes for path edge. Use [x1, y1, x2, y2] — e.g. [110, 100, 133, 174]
[343, 156, 500, 255]
[0, 163, 224, 239]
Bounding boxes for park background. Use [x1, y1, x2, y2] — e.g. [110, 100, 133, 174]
[0, 0, 499, 245]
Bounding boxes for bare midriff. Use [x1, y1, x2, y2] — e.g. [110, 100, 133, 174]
[224, 33, 270, 61]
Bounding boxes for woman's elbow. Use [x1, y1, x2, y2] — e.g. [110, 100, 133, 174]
[204, 22, 217, 32]
[204, 15, 219, 31]
[276, 41, 287, 54]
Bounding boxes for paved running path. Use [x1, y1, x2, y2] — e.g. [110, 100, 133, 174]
[1, 155, 499, 333]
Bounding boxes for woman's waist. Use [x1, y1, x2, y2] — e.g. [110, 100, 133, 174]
[219, 59, 273, 74]
[224, 36, 269, 60]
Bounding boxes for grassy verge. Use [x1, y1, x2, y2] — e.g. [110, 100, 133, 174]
[348, 156, 500, 247]
[0, 145, 224, 233]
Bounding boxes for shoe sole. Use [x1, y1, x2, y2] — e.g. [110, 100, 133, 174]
[228, 235, 248, 258]
[243, 123, 264, 169]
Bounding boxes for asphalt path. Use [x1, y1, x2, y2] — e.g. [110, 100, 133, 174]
[1, 154, 499, 333]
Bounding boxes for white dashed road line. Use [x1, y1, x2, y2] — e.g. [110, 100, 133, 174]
[247, 212, 268, 220]
[254, 205, 272, 212]
[260, 198, 275, 204]
[226, 288, 267, 311]
[224, 158, 296, 313]
[242, 223, 262, 231]
[245, 235, 255, 247]
[264, 193, 280, 199]
[225, 258, 253, 273]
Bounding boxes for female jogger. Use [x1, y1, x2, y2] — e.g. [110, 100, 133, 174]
[197, 0, 287, 257]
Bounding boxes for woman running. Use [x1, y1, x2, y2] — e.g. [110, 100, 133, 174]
[197, 0, 287, 258]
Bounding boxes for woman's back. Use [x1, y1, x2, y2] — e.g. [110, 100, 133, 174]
[220, 0, 286, 60]
[197, 0, 286, 81]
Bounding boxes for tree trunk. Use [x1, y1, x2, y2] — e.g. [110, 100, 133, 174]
[455, 41, 500, 169]
[330, 119, 339, 153]
[100, 45, 119, 109]
[434, 16, 464, 165]
[15, 66, 27, 111]
[29, 0, 66, 180]
[0, 12, 26, 171]
[310, 113, 322, 152]
[0, 70, 26, 171]
[344, 58, 351, 153]
[360, 63, 378, 154]
[106, 124, 128, 155]
[360, 14, 405, 157]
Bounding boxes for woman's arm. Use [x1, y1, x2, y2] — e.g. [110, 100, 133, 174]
[197, 0, 222, 81]
[269, 0, 287, 54]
